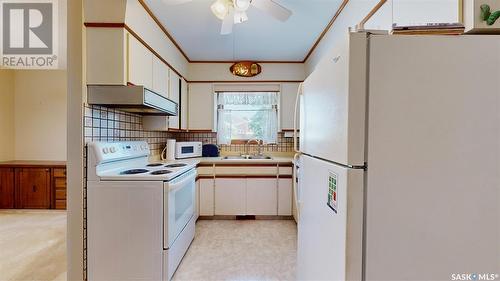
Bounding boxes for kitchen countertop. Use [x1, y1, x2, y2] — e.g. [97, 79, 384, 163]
[155, 156, 294, 166]
[0, 160, 67, 168]
[196, 156, 293, 165]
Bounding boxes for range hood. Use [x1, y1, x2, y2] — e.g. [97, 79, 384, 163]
[87, 85, 178, 116]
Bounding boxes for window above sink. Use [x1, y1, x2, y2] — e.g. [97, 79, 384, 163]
[216, 92, 279, 145]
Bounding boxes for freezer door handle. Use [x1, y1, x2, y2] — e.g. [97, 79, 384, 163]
[293, 83, 303, 153]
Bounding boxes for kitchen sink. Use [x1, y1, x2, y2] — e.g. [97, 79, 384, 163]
[248, 155, 272, 159]
[223, 155, 273, 160]
[223, 155, 247, 160]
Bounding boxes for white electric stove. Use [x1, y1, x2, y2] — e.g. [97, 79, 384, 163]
[87, 141, 197, 281]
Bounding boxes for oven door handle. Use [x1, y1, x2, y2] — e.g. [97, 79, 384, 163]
[168, 170, 197, 192]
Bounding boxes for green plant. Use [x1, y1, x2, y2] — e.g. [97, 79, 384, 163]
[487, 10, 500, 25]
[480, 4, 500, 25]
[480, 4, 491, 20]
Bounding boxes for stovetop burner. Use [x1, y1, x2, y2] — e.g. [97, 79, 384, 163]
[165, 163, 188, 168]
[146, 163, 163, 167]
[150, 170, 172, 175]
[120, 169, 149, 175]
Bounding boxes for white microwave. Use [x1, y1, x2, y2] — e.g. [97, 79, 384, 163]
[175, 142, 202, 159]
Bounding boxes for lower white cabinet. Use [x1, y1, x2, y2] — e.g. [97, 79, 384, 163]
[199, 179, 214, 216]
[278, 178, 293, 216]
[246, 178, 277, 215]
[214, 179, 246, 215]
[195, 180, 200, 220]
[197, 171, 293, 217]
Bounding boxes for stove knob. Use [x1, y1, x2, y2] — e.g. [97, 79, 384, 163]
[102, 148, 109, 154]
[110, 147, 117, 153]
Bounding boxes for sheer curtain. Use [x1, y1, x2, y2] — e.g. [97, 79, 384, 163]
[217, 92, 278, 145]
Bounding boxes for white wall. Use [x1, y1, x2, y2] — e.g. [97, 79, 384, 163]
[188, 63, 305, 82]
[14, 70, 67, 161]
[0, 70, 15, 161]
[187, 63, 303, 131]
[305, 0, 460, 75]
[305, 0, 387, 75]
[84, 0, 126, 23]
[392, 0, 459, 26]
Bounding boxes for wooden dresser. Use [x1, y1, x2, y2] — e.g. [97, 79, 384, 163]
[0, 161, 67, 210]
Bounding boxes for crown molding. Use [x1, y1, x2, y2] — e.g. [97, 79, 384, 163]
[303, 0, 349, 62]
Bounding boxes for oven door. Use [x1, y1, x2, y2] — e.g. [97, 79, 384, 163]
[164, 168, 196, 249]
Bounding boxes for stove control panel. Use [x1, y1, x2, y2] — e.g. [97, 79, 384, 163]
[89, 141, 150, 164]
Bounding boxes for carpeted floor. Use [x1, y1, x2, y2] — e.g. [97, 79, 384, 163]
[0, 210, 67, 281]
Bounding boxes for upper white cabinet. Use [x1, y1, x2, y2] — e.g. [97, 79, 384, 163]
[169, 72, 181, 129]
[86, 28, 128, 85]
[128, 34, 153, 89]
[142, 58, 171, 131]
[87, 29, 191, 131]
[188, 83, 214, 131]
[86, 30, 182, 98]
[246, 178, 278, 216]
[180, 79, 188, 130]
[152, 56, 169, 98]
[143, 76, 188, 131]
[281, 83, 301, 131]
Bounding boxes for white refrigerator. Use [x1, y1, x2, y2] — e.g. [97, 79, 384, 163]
[296, 32, 500, 281]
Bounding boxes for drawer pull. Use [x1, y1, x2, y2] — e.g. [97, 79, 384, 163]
[32, 185, 37, 192]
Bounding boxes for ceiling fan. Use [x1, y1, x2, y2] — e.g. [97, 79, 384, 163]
[163, 0, 292, 35]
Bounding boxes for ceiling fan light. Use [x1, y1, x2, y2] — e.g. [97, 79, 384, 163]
[233, 0, 250, 11]
[234, 11, 248, 24]
[211, 0, 229, 20]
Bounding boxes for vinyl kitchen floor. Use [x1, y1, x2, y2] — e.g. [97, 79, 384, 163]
[0, 210, 67, 281]
[173, 219, 297, 281]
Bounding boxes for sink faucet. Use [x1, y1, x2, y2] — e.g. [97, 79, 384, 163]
[246, 138, 263, 156]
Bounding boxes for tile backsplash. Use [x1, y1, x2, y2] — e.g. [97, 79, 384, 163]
[173, 132, 295, 154]
[84, 105, 173, 156]
[84, 104, 296, 156]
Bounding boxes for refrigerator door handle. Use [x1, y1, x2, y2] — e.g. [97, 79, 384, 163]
[294, 83, 303, 153]
[293, 152, 301, 220]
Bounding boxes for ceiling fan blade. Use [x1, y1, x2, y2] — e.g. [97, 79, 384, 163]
[221, 8, 234, 35]
[251, 0, 292, 22]
[162, 0, 192, 5]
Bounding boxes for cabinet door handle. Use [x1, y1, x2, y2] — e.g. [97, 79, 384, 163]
[33, 185, 37, 192]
